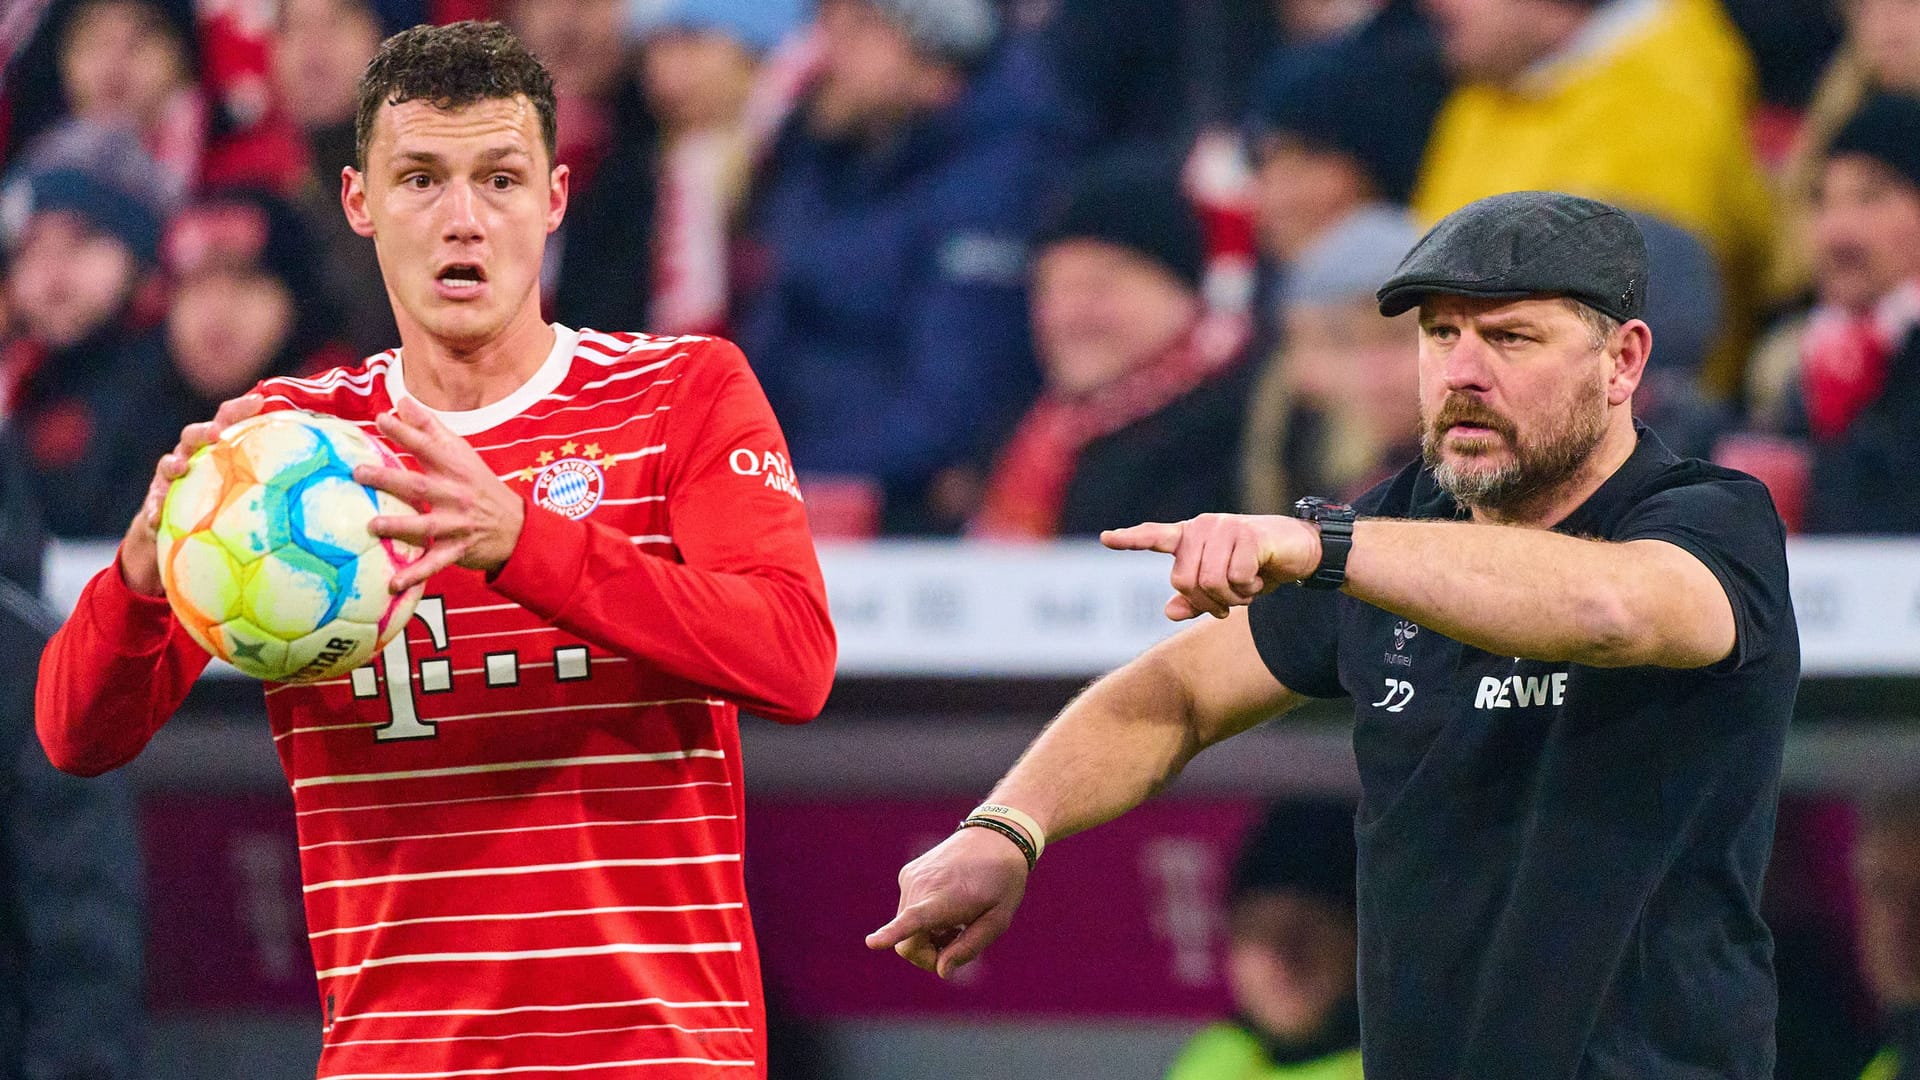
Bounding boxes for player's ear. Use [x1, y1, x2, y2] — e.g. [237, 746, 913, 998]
[546, 162, 569, 235]
[342, 166, 376, 239]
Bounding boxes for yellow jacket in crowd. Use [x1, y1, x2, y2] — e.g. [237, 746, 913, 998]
[1411, 0, 1775, 394]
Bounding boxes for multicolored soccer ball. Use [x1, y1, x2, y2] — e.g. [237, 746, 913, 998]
[157, 410, 422, 682]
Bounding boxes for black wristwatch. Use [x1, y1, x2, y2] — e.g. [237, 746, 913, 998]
[1293, 496, 1357, 590]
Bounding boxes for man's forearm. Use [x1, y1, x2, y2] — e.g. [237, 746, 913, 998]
[984, 653, 1203, 844]
[1342, 519, 1729, 668]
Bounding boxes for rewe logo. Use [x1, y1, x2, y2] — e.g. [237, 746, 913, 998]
[1475, 672, 1568, 710]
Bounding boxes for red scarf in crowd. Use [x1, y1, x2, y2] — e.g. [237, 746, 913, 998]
[1801, 279, 1920, 441]
[971, 319, 1242, 539]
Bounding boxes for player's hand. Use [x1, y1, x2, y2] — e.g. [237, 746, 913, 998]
[866, 826, 1031, 979]
[1102, 513, 1322, 621]
[355, 396, 526, 591]
[122, 393, 266, 597]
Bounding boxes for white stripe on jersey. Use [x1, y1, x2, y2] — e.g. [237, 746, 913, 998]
[310, 902, 746, 941]
[627, 536, 673, 546]
[298, 814, 737, 852]
[303, 853, 741, 894]
[518, 377, 681, 426]
[317, 1055, 756, 1078]
[324, 1023, 755, 1048]
[562, 361, 691, 398]
[598, 496, 665, 506]
[315, 940, 743, 979]
[296, 780, 733, 820]
[277, 698, 719, 741]
[469, 406, 670, 453]
[290, 749, 726, 790]
[333, 996, 751, 1025]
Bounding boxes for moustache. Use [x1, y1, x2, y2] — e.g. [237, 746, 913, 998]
[1429, 396, 1516, 442]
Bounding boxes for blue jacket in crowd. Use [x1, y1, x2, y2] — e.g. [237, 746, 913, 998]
[737, 40, 1072, 529]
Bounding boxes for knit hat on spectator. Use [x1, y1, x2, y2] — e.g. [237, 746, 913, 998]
[1282, 204, 1423, 310]
[1039, 150, 1208, 291]
[1828, 92, 1920, 193]
[626, 0, 806, 52]
[857, 0, 999, 68]
[165, 189, 323, 301]
[1250, 43, 1430, 204]
[0, 166, 163, 266]
[1229, 800, 1358, 909]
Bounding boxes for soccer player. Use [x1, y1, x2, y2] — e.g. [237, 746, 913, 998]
[37, 21, 835, 1079]
[871, 193, 1800, 1079]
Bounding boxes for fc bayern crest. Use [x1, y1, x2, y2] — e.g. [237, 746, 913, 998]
[532, 458, 605, 520]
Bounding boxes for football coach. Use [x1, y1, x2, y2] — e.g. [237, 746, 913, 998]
[870, 191, 1801, 1079]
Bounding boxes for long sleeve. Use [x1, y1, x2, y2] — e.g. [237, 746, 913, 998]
[35, 552, 210, 776]
[489, 339, 836, 721]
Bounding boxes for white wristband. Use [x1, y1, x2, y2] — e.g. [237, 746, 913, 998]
[969, 803, 1047, 862]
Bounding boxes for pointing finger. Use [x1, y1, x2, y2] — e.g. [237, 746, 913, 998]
[1101, 522, 1183, 554]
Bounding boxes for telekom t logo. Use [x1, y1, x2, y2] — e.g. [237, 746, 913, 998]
[355, 596, 449, 741]
[350, 597, 593, 741]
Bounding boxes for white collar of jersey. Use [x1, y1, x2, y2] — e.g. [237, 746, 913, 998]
[386, 323, 580, 437]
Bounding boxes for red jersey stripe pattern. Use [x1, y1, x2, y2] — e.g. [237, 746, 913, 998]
[36, 326, 837, 1079]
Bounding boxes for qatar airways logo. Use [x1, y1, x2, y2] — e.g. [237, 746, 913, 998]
[730, 447, 804, 504]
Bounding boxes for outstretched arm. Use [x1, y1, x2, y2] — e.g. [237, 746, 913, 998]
[1103, 512, 1737, 670]
[867, 609, 1303, 978]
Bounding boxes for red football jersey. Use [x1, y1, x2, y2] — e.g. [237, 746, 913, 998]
[38, 326, 837, 1078]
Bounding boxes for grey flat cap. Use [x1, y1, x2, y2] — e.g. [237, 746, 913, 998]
[1375, 191, 1649, 323]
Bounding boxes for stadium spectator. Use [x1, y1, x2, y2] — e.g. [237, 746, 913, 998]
[1740, 93, 1920, 534]
[1854, 791, 1920, 1080]
[1241, 206, 1421, 514]
[1164, 800, 1363, 1080]
[630, 0, 809, 336]
[970, 149, 1247, 538]
[0, 155, 172, 537]
[1250, 0, 1445, 222]
[1415, 0, 1775, 397]
[1773, 0, 1920, 297]
[1240, 6, 1446, 348]
[155, 188, 349, 431]
[53, 0, 203, 202]
[0, 429, 145, 1080]
[736, 0, 1070, 534]
[507, 0, 660, 333]
[272, 0, 397, 356]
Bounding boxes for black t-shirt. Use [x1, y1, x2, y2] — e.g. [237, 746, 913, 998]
[1247, 428, 1799, 1080]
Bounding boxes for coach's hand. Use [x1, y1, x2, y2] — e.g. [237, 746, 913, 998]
[1102, 513, 1322, 621]
[122, 393, 267, 597]
[356, 396, 525, 592]
[867, 826, 1031, 979]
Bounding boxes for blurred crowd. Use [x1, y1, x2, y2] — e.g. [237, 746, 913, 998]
[4, 6, 1920, 1078]
[0, 0, 1918, 540]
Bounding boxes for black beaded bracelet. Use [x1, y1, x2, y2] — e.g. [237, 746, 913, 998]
[960, 816, 1037, 871]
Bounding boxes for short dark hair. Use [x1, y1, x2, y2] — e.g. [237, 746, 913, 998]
[353, 21, 557, 171]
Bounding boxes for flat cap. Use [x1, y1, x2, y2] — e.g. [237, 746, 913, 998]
[1376, 190, 1649, 323]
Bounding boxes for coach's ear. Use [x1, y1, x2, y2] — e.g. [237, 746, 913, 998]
[545, 162, 569, 235]
[342, 166, 376, 239]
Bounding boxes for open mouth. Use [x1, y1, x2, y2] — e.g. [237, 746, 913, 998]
[435, 263, 487, 292]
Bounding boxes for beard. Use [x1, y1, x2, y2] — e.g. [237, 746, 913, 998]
[1420, 382, 1608, 515]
